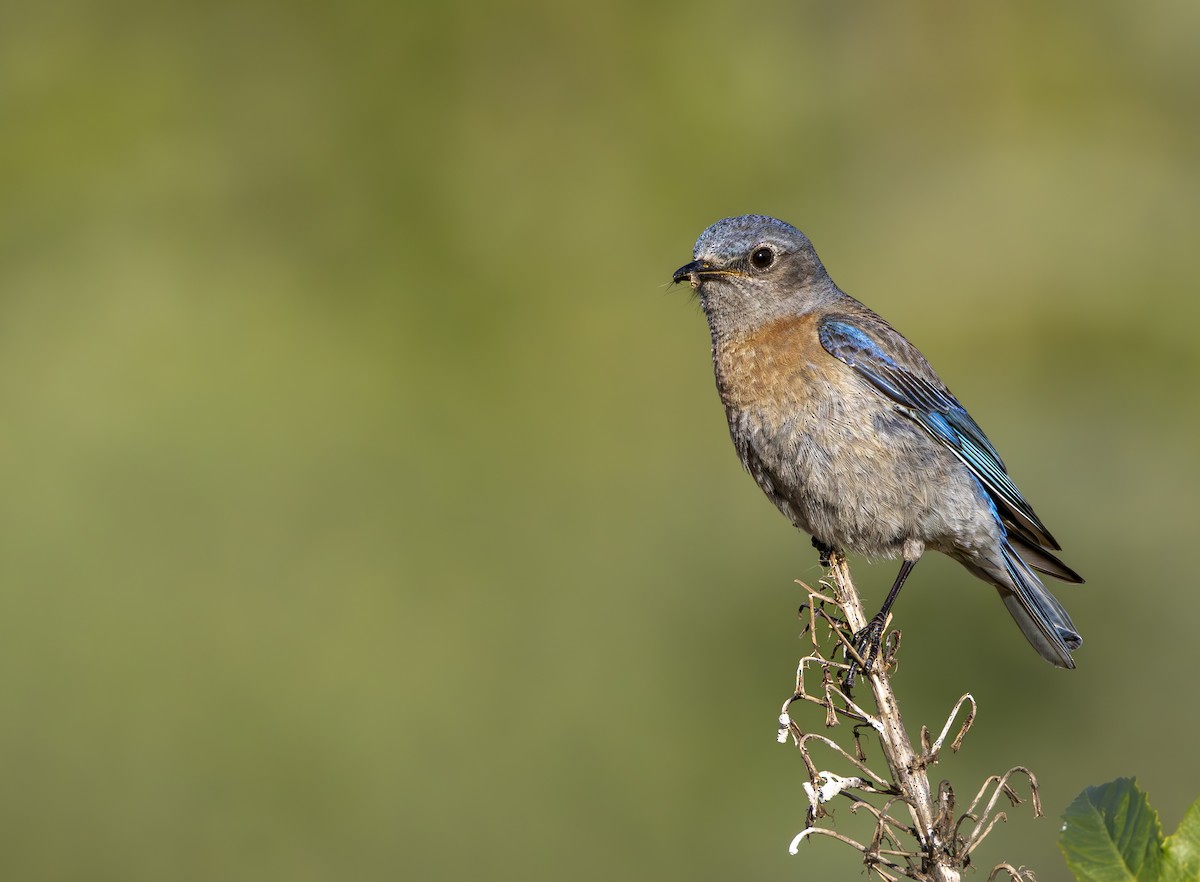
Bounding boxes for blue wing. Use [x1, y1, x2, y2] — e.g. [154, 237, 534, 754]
[818, 317, 1063, 554]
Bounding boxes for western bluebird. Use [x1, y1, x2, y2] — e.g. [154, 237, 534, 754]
[672, 215, 1083, 668]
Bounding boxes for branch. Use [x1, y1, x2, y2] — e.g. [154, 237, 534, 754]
[780, 553, 1042, 881]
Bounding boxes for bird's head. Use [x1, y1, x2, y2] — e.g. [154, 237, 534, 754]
[672, 215, 835, 336]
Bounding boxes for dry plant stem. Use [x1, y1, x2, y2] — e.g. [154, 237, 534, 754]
[826, 552, 961, 882]
[986, 865, 1038, 881]
[787, 555, 1040, 879]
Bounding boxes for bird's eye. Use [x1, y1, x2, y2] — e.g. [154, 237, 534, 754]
[750, 246, 775, 269]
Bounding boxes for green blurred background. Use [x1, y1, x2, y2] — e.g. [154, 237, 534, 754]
[2, 1, 1197, 878]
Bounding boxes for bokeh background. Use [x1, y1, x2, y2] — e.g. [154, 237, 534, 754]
[2, 1, 1198, 878]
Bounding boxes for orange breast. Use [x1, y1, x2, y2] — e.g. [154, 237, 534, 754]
[715, 313, 825, 412]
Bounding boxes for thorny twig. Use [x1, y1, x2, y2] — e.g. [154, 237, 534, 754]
[780, 553, 1044, 881]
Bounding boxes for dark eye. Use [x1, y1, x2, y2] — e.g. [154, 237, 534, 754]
[750, 246, 775, 269]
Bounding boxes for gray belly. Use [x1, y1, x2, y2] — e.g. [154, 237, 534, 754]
[728, 394, 1000, 560]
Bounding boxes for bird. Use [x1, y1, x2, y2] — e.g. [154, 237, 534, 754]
[672, 215, 1083, 669]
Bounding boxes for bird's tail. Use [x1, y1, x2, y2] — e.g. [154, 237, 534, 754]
[970, 542, 1082, 669]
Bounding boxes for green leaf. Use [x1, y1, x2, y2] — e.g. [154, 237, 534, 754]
[1161, 794, 1200, 882]
[1059, 778, 1163, 882]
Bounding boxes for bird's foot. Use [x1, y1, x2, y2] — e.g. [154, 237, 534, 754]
[812, 537, 835, 568]
[842, 613, 887, 692]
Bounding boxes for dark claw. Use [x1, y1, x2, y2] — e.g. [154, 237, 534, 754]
[842, 613, 887, 691]
[812, 537, 835, 567]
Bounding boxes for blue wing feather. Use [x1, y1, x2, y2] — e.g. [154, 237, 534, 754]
[818, 317, 1062, 552]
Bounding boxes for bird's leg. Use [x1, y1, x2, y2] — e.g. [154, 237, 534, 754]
[868, 558, 918, 639]
[844, 558, 918, 689]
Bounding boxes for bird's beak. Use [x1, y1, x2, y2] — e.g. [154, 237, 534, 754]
[672, 259, 715, 287]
